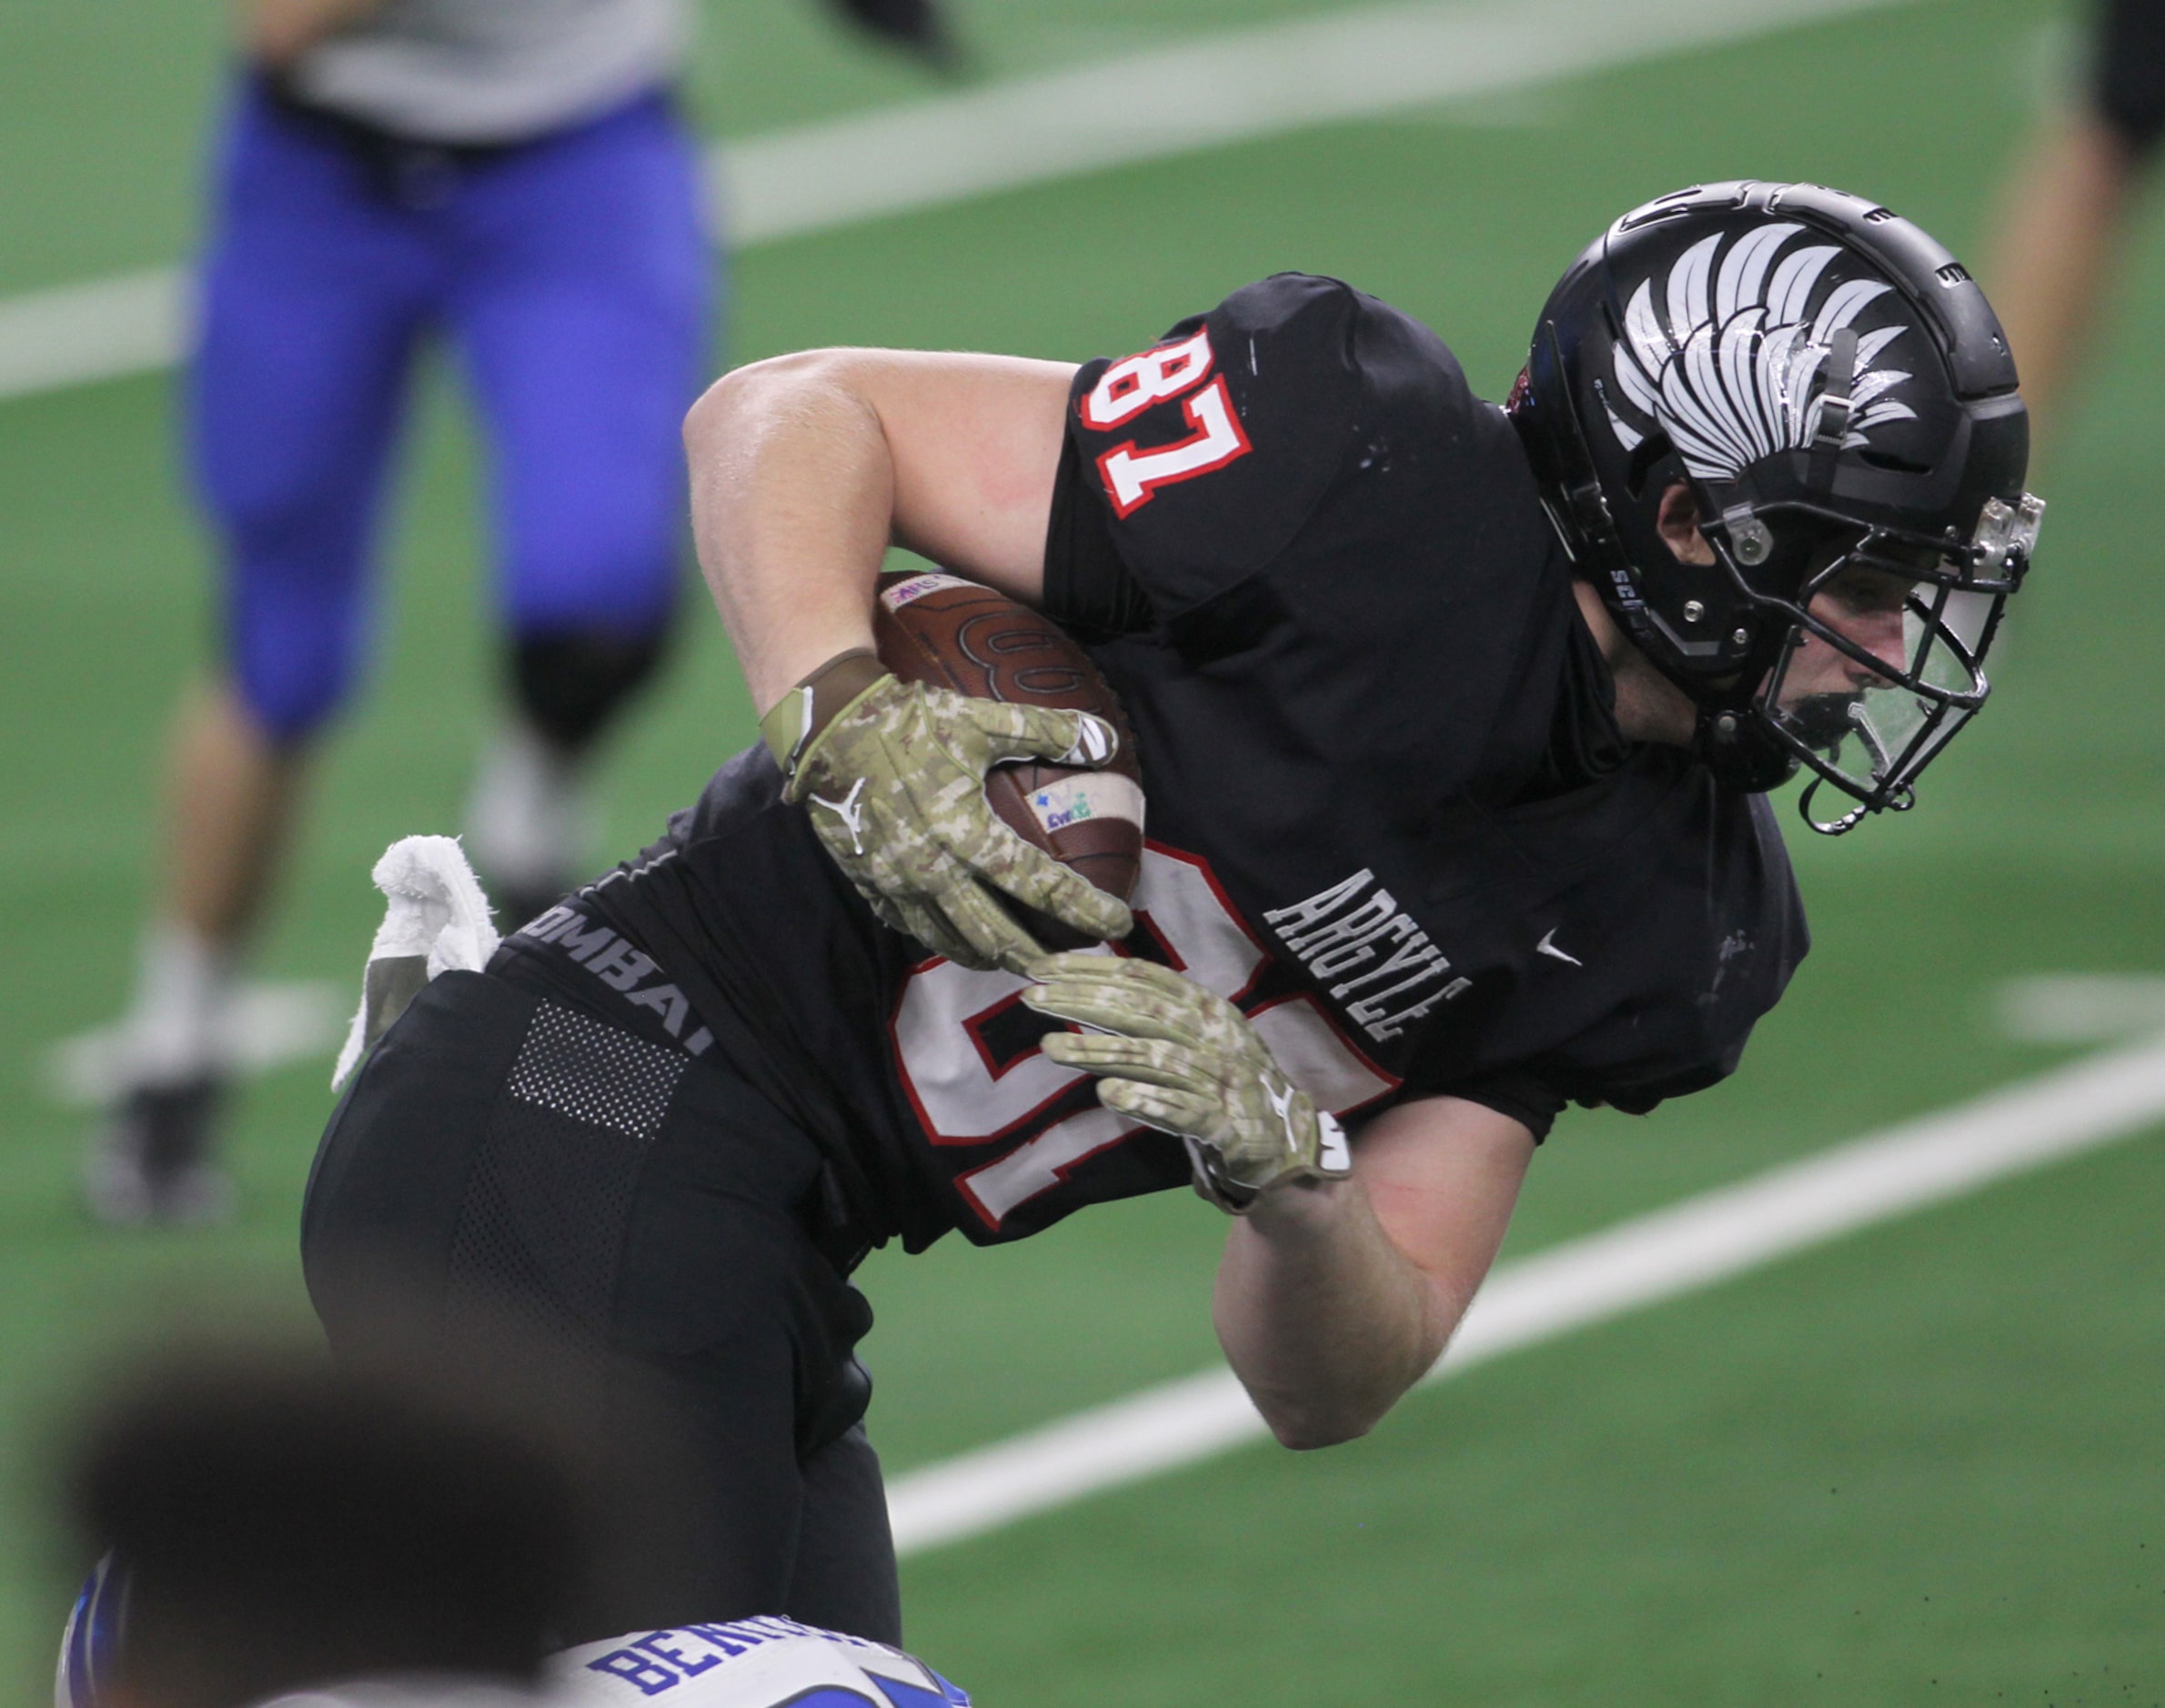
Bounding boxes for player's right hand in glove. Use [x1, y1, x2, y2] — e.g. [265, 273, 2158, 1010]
[760, 648, 1133, 972]
[1021, 952, 1353, 1212]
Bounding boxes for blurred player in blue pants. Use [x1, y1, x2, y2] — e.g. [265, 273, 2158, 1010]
[90, 0, 958, 1225]
[87, 0, 710, 1223]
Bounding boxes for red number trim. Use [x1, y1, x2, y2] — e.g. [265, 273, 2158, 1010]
[1094, 377, 1253, 518]
[1081, 328, 1214, 429]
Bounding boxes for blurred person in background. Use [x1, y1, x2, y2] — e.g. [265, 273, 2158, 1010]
[87, 0, 956, 1226]
[56, 1346, 977, 1708]
[1988, 0, 2165, 447]
[57, 1349, 587, 1708]
[87, 0, 711, 1227]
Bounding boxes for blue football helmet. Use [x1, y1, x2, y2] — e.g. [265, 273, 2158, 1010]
[55, 1553, 128, 1708]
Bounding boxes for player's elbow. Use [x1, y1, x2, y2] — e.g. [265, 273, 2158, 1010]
[1239, 1323, 1448, 1450]
[1246, 1380, 1396, 1452]
[1267, 1407, 1377, 1453]
[683, 349, 864, 461]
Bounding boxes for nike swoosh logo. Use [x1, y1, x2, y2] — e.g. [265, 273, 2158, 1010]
[1536, 928, 1583, 968]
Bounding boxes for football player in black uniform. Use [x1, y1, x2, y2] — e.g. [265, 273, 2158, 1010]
[302, 181, 2042, 1646]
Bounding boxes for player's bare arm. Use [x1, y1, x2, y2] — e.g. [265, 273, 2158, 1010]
[684, 350, 1075, 711]
[1020, 953, 1526, 1447]
[244, 0, 388, 65]
[1213, 1096, 1534, 1449]
[683, 350, 1133, 971]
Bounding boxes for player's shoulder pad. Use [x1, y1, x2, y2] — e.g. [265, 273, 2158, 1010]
[1066, 273, 1480, 618]
[552, 1619, 971, 1708]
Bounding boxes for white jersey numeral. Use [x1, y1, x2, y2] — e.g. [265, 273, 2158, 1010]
[1081, 328, 1214, 428]
[1094, 377, 1252, 517]
[889, 845, 1396, 1230]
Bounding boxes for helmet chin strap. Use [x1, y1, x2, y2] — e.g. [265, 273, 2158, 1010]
[1692, 701, 1800, 794]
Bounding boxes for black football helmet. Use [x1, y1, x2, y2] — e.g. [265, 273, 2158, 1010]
[1507, 181, 2043, 832]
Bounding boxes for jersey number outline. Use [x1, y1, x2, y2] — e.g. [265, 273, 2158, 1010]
[1081, 327, 1215, 428]
[1079, 327, 1254, 517]
[1094, 377, 1252, 517]
[890, 844, 1398, 1231]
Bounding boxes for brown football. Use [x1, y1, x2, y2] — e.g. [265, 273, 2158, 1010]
[871, 568, 1144, 950]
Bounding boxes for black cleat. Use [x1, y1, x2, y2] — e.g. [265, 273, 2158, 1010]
[83, 1080, 236, 1227]
[826, 0, 965, 71]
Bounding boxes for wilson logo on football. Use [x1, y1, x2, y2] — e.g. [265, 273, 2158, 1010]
[877, 571, 976, 610]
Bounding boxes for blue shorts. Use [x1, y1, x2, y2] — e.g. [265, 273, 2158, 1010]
[188, 80, 713, 740]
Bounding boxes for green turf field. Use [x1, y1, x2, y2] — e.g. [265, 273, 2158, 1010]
[6, 0, 2165, 1701]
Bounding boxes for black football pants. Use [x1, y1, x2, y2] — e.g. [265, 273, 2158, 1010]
[300, 970, 900, 1644]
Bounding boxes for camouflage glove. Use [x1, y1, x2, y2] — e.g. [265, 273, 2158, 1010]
[760, 649, 1133, 971]
[1022, 952, 1352, 1212]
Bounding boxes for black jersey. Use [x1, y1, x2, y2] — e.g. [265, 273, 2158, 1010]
[510, 274, 1808, 1255]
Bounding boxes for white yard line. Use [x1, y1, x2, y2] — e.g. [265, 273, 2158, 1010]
[0, 0, 1917, 407]
[0, 267, 188, 402]
[1994, 973, 2165, 1044]
[717, 0, 1911, 243]
[889, 1028, 2165, 1555]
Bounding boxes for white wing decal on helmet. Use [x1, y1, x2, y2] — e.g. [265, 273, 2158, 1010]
[1606, 222, 1917, 480]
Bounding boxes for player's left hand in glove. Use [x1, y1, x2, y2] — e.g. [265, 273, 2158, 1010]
[761, 648, 1134, 972]
[1022, 952, 1353, 1212]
